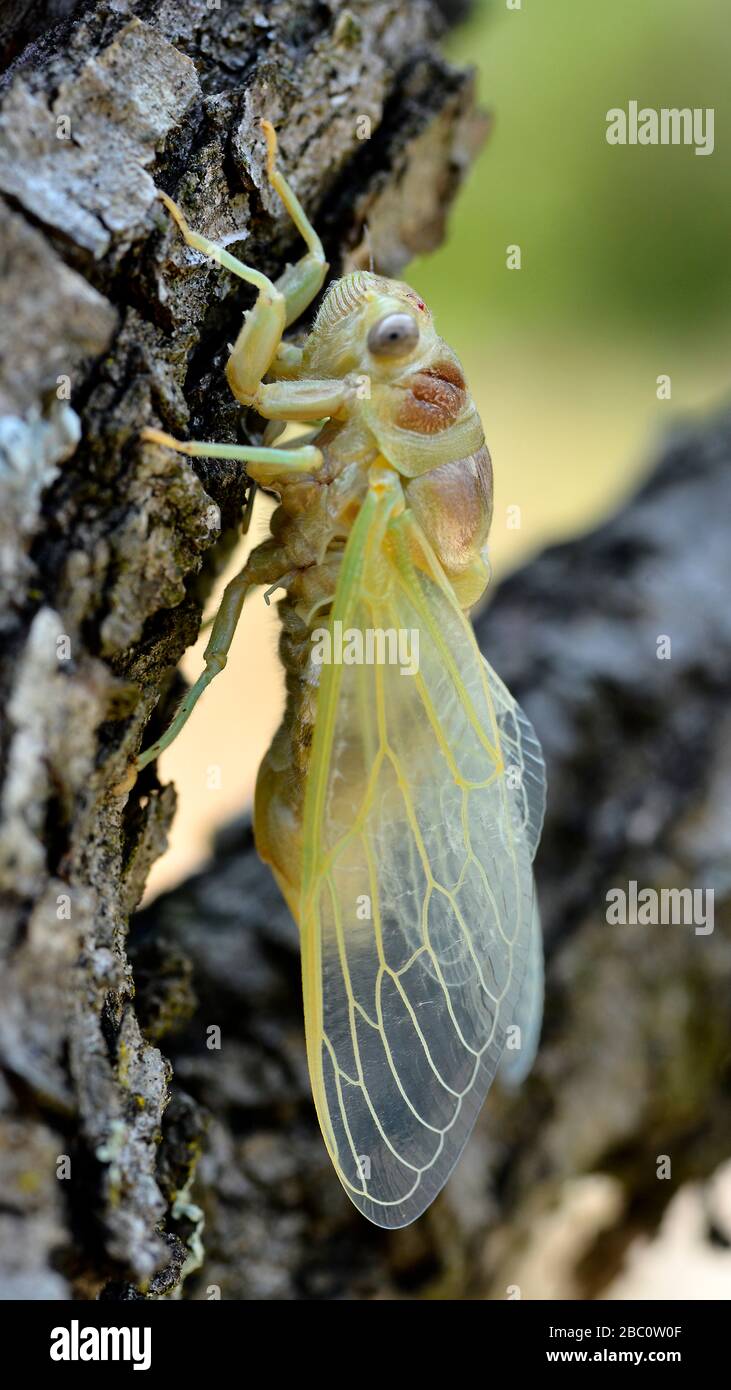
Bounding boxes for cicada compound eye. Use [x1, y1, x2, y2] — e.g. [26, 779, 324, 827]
[367, 312, 419, 358]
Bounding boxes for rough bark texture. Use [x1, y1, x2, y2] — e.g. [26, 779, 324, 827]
[0, 0, 485, 1299]
[135, 409, 731, 1300]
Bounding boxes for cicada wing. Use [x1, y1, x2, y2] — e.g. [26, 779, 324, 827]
[498, 889, 544, 1088]
[483, 659, 546, 863]
[300, 493, 540, 1228]
[483, 659, 546, 1085]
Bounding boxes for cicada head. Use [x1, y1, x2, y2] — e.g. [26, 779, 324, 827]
[303, 271, 437, 380]
[304, 270, 484, 492]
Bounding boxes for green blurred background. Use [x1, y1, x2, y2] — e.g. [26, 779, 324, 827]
[410, 0, 730, 574]
[148, 0, 730, 897]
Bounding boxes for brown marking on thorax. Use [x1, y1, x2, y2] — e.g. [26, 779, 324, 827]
[395, 359, 467, 434]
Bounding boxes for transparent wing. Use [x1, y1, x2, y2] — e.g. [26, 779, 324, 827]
[483, 659, 546, 862]
[498, 890, 544, 1088]
[484, 660, 546, 1086]
[300, 488, 542, 1227]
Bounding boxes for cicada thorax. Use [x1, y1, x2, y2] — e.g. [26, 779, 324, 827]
[361, 351, 493, 608]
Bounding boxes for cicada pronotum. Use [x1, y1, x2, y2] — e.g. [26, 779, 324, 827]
[133, 121, 546, 1228]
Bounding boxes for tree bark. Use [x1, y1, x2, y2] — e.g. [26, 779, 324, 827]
[0, 0, 484, 1299]
[136, 408, 731, 1300]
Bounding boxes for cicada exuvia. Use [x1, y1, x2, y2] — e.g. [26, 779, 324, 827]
[135, 122, 546, 1228]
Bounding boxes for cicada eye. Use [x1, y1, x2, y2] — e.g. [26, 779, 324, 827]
[367, 312, 419, 358]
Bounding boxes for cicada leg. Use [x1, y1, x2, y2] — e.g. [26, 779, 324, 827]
[130, 428, 323, 777]
[259, 119, 328, 329]
[155, 188, 287, 405]
[135, 560, 253, 773]
[224, 120, 329, 401]
[156, 120, 328, 404]
[139, 426, 323, 485]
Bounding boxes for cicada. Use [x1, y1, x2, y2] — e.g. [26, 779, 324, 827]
[136, 122, 546, 1228]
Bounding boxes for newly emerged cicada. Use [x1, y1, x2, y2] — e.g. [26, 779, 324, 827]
[136, 122, 546, 1228]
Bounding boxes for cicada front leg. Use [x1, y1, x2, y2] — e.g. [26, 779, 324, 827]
[131, 429, 323, 777]
[153, 119, 327, 413]
[225, 119, 328, 405]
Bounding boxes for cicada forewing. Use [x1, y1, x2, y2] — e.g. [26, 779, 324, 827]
[299, 485, 545, 1227]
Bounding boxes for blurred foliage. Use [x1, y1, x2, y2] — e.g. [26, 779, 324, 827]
[413, 0, 731, 341]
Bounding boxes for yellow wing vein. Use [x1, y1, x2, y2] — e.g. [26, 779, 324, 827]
[384, 595, 499, 792]
[395, 512, 505, 760]
[459, 789, 511, 952]
[372, 660, 485, 1071]
[389, 523, 500, 763]
[430, 880, 501, 1008]
[364, 831, 453, 1134]
[312, 747, 385, 887]
[385, 969, 464, 1098]
[328, 860, 423, 1177]
[321, 1030, 367, 1195]
[382, 745, 482, 1061]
